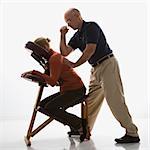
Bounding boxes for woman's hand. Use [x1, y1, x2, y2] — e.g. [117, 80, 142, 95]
[21, 70, 43, 78]
[21, 71, 33, 78]
[21, 70, 45, 84]
[32, 70, 43, 77]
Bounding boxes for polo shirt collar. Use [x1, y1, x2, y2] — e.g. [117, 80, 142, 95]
[79, 20, 86, 34]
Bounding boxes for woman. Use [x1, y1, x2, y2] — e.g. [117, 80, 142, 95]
[22, 37, 88, 141]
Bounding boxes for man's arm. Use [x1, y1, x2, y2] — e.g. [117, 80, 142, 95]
[60, 26, 73, 56]
[74, 44, 96, 67]
[64, 43, 96, 68]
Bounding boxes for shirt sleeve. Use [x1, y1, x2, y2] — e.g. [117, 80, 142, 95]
[42, 54, 63, 86]
[68, 33, 79, 50]
[86, 23, 99, 44]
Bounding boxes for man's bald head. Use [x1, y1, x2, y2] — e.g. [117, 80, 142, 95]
[64, 8, 81, 18]
[64, 8, 83, 30]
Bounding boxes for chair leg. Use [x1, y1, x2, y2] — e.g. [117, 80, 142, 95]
[31, 117, 53, 137]
[24, 85, 44, 146]
[81, 102, 84, 119]
[85, 101, 91, 140]
[81, 101, 90, 140]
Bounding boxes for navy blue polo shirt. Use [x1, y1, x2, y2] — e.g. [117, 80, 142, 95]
[68, 20, 112, 65]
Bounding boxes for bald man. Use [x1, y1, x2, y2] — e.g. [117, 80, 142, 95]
[59, 8, 140, 143]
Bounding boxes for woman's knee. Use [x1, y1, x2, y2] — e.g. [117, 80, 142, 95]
[39, 101, 46, 108]
[44, 103, 57, 113]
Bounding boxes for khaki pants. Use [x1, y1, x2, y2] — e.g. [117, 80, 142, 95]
[87, 56, 138, 137]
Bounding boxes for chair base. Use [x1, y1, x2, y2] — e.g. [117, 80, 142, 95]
[24, 85, 89, 146]
[24, 136, 31, 147]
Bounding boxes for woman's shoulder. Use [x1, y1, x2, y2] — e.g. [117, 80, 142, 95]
[50, 52, 63, 63]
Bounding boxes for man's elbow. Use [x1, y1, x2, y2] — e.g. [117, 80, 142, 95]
[60, 49, 69, 56]
[62, 52, 69, 56]
[91, 49, 96, 56]
[60, 46, 72, 56]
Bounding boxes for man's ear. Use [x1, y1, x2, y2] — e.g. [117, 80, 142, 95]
[73, 12, 79, 17]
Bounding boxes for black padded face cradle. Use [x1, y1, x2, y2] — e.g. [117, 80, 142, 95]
[25, 41, 50, 60]
[25, 41, 51, 69]
[22, 41, 52, 86]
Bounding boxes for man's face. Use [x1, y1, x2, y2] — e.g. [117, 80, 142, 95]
[64, 12, 79, 30]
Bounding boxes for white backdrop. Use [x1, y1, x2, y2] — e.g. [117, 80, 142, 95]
[0, 0, 148, 121]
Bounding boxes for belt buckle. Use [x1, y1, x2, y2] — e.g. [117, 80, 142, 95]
[92, 53, 113, 67]
[107, 54, 112, 58]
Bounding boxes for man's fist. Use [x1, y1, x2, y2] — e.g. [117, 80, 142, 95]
[60, 26, 69, 35]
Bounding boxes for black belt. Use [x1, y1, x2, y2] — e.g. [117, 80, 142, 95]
[92, 54, 114, 67]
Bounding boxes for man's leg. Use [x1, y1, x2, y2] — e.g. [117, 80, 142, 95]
[102, 57, 139, 142]
[68, 67, 105, 134]
[87, 67, 105, 131]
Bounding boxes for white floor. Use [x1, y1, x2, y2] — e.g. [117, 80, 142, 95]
[0, 116, 149, 150]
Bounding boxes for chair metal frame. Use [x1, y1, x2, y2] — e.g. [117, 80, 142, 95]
[23, 41, 89, 146]
[24, 83, 89, 146]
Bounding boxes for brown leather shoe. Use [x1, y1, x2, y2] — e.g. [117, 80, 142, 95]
[115, 134, 140, 143]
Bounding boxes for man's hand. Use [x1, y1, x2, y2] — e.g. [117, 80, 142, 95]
[63, 58, 75, 68]
[60, 26, 69, 35]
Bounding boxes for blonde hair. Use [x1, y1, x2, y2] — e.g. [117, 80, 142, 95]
[34, 37, 50, 49]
